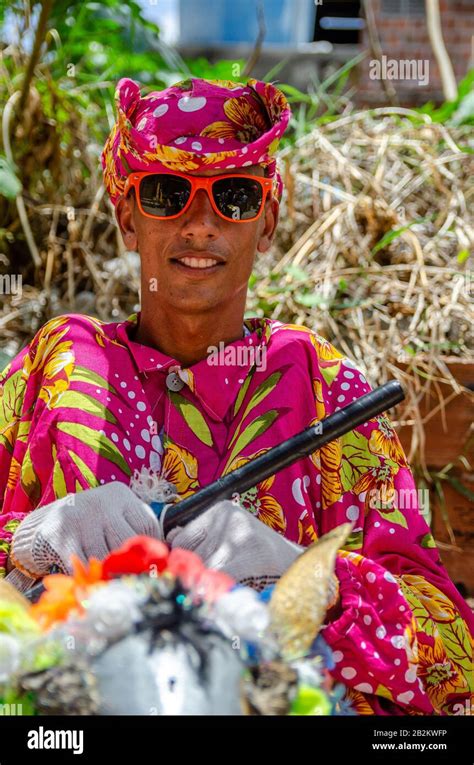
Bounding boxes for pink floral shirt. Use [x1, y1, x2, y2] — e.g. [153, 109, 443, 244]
[0, 312, 473, 715]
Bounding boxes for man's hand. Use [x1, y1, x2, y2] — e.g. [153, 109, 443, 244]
[10, 482, 161, 577]
[165, 500, 304, 590]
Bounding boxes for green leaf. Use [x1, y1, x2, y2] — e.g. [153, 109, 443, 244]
[56, 422, 131, 476]
[58, 390, 118, 424]
[52, 457, 67, 498]
[295, 292, 326, 308]
[284, 264, 308, 281]
[0, 156, 21, 199]
[229, 371, 282, 449]
[437, 618, 474, 680]
[169, 392, 213, 447]
[377, 507, 408, 529]
[421, 532, 437, 549]
[70, 366, 119, 396]
[398, 580, 435, 637]
[320, 360, 342, 388]
[225, 410, 279, 470]
[342, 530, 364, 551]
[340, 429, 379, 492]
[20, 447, 42, 504]
[68, 449, 100, 489]
[456, 249, 470, 264]
[233, 372, 253, 417]
[371, 217, 432, 254]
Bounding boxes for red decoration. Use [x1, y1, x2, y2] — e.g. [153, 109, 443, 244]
[102, 536, 169, 579]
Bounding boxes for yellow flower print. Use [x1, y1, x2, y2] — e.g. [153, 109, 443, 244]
[226, 451, 286, 533]
[417, 637, 468, 712]
[200, 95, 269, 144]
[22, 319, 74, 410]
[297, 508, 317, 546]
[353, 464, 396, 514]
[400, 575, 459, 624]
[313, 378, 326, 421]
[142, 145, 200, 171]
[161, 442, 200, 499]
[368, 416, 408, 468]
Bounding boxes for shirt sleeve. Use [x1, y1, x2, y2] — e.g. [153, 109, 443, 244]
[0, 346, 33, 575]
[0, 317, 89, 576]
[311, 343, 474, 716]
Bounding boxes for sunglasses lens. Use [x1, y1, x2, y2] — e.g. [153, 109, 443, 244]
[139, 175, 191, 217]
[212, 177, 264, 221]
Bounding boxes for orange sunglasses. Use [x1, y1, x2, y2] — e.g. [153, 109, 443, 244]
[124, 170, 273, 223]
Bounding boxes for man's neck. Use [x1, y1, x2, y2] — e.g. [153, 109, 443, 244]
[133, 307, 246, 367]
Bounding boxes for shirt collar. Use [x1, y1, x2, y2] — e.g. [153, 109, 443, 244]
[114, 312, 272, 421]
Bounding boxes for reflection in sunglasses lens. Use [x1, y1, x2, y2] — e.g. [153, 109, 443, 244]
[140, 175, 191, 216]
[213, 178, 263, 220]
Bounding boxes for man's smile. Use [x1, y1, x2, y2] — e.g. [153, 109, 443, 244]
[170, 251, 226, 275]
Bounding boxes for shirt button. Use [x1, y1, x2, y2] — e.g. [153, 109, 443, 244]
[166, 371, 184, 392]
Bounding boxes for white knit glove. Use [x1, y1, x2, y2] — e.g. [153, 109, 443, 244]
[165, 500, 304, 591]
[10, 482, 161, 577]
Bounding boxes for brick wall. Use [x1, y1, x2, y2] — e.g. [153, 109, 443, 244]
[356, 0, 473, 106]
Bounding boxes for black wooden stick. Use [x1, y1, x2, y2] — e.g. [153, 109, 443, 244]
[162, 380, 404, 535]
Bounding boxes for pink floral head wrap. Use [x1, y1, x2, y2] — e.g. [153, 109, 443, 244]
[101, 76, 292, 206]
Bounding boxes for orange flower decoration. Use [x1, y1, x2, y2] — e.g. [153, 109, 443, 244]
[30, 555, 104, 630]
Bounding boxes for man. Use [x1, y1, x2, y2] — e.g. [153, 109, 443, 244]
[0, 76, 473, 716]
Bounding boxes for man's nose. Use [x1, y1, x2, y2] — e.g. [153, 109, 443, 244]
[179, 188, 220, 239]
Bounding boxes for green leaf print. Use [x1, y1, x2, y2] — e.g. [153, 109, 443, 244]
[56, 422, 131, 476]
[229, 371, 282, 449]
[17, 419, 31, 443]
[70, 366, 119, 397]
[20, 447, 42, 504]
[169, 392, 213, 447]
[233, 372, 253, 416]
[340, 430, 379, 491]
[0, 370, 26, 453]
[52, 458, 68, 498]
[342, 529, 364, 551]
[377, 507, 408, 529]
[398, 580, 435, 637]
[320, 360, 342, 387]
[3, 519, 21, 534]
[68, 449, 100, 489]
[225, 410, 279, 471]
[437, 618, 474, 682]
[57, 390, 118, 425]
[421, 532, 437, 549]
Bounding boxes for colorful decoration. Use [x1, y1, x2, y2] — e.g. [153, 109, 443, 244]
[0, 534, 353, 716]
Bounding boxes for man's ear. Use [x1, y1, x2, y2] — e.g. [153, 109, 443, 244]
[115, 193, 138, 251]
[257, 196, 279, 254]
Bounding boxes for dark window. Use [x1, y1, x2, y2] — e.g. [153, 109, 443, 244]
[381, 0, 426, 16]
[313, 0, 362, 45]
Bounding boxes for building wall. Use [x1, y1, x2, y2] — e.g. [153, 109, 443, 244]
[356, 0, 474, 105]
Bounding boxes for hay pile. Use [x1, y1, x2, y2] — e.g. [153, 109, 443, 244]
[248, 107, 474, 474]
[1, 106, 473, 474]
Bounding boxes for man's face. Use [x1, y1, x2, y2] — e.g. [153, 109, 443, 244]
[115, 165, 279, 316]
